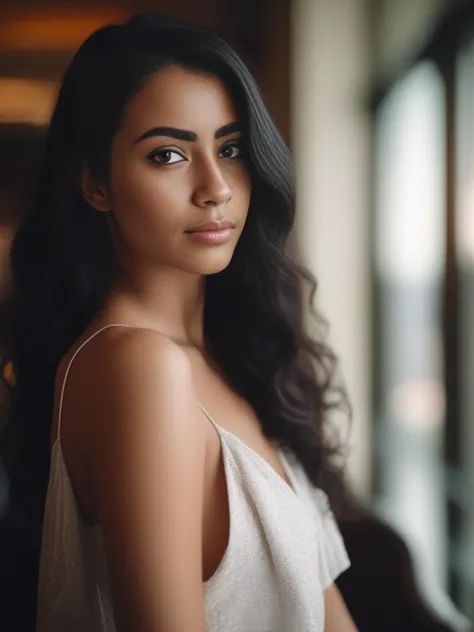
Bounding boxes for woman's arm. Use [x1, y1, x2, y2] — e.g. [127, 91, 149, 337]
[324, 583, 358, 632]
[86, 330, 208, 632]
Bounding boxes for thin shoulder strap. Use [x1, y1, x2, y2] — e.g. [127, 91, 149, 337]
[199, 402, 221, 433]
[56, 323, 135, 443]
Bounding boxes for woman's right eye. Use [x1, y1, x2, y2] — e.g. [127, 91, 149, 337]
[147, 149, 186, 165]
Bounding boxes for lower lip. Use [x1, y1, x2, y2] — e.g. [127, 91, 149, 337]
[186, 228, 235, 244]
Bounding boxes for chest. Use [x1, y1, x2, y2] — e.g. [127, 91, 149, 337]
[187, 349, 294, 491]
[185, 351, 298, 582]
[200, 433, 325, 632]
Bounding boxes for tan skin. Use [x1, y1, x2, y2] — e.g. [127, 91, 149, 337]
[50, 66, 358, 631]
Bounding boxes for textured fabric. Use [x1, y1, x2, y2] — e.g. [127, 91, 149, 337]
[36, 326, 350, 632]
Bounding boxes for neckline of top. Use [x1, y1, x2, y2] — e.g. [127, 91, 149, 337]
[199, 404, 300, 500]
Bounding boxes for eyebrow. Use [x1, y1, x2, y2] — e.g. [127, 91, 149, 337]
[134, 121, 240, 144]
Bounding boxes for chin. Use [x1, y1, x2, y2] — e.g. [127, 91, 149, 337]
[188, 248, 235, 276]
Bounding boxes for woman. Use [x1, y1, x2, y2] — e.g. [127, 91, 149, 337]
[5, 13, 357, 632]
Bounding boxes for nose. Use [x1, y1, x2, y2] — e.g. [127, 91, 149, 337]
[192, 158, 232, 208]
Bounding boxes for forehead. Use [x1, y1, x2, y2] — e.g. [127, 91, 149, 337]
[121, 66, 238, 137]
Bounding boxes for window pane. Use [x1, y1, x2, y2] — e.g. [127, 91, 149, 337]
[373, 61, 457, 622]
[454, 35, 474, 621]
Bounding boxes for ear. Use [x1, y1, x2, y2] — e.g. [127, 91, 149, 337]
[80, 162, 112, 212]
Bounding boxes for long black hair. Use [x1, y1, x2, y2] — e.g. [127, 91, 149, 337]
[2, 13, 351, 526]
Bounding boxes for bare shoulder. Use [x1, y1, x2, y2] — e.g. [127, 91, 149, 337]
[61, 326, 208, 629]
[70, 325, 204, 472]
[56, 326, 197, 458]
[84, 325, 203, 464]
[82, 325, 192, 383]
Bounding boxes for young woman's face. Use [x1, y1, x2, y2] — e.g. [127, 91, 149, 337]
[104, 66, 251, 276]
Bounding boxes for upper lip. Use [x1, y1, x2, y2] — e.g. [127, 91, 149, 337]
[186, 220, 235, 233]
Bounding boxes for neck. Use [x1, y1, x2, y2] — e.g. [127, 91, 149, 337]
[104, 260, 207, 349]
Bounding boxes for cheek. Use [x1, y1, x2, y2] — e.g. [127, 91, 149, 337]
[109, 159, 188, 229]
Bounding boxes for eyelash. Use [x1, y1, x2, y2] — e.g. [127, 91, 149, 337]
[147, 141, 244, 165]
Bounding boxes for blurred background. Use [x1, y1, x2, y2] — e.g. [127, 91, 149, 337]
[0, 0, 473, 630]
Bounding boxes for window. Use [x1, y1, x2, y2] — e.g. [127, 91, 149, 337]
[372, 8, 474, 619]
[372, 61, 458, 623]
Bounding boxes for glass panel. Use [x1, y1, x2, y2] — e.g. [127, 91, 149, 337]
[454, 34, 474, 622]
[373, 61, 459, 623]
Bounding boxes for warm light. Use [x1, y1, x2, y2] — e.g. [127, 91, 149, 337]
[0, 8, 130, 52]
[0, 78, 58, 125]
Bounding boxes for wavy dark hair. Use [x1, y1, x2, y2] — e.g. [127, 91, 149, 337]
[2, 13, 352, 527]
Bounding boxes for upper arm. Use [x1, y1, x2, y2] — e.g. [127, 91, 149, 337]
[86, 331, 208, 632]
[324, 584, 358, 632]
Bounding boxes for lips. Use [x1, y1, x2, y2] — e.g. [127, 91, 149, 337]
[186, 220, 235, 233]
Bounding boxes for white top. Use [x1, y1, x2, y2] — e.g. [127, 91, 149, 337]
[36, 325, 350, 632]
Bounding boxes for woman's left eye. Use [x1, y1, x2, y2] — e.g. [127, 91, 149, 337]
[219, 143, 243, 159]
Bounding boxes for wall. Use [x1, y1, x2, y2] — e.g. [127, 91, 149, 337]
[291, 0, 372, 496]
